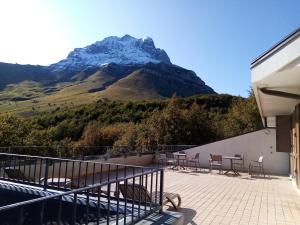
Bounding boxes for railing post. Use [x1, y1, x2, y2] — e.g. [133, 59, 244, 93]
[159, 169, 164, 213]
[43, 158, 49, 191]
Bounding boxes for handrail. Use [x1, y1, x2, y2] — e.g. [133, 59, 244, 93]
[0, 168, 162, 212]
[0, 153, 164, 224]
[0, 152, 153, 170]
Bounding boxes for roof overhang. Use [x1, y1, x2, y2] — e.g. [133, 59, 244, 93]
[251, 28, 300, 127]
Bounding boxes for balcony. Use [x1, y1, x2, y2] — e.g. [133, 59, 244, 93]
[1, 142, 300, 225]
[0, 153, 164, 225]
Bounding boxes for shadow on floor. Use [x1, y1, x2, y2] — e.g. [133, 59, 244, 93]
[241, 175, 280, 180]
[167, 207, 197, 225]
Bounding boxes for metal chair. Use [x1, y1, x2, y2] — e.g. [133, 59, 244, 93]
[158, 153, 167, 167]
[166, 152, 176, 168]
[187, 153, 200, 170]
[177, 152, 187, 168]
[249, 156, 265, 177]
[209, 154, 223, 173]
[232, 154, 244, 172]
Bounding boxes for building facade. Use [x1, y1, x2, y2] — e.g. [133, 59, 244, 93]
[251, 28, 300, 188]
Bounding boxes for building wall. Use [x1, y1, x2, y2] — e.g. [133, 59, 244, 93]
[180, 129, 289, 175]
[291, 104, 300, 188]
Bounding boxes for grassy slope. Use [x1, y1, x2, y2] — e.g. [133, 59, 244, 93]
[98, 70, 164, 100]
[0, 64, 214, 115]
[0, 71, 117, 115]
[0, 69, 167, 114]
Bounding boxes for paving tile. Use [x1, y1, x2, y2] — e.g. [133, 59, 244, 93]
[163, 168, 300, 225]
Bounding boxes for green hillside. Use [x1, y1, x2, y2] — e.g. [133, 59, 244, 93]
[0, 62, 215, 115]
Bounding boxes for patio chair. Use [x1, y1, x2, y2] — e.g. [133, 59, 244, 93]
[158, 153, 167, 166]
[118, 183, 182, 210]
[3, 167, 35, 182]
[187, 153, 200, 170]
[177, 152, 187, 168]
[166, 152, 177, 168]
[249, 156, 265, 177]
[232, 154, 244, 172]
[209, 154, 223, 173]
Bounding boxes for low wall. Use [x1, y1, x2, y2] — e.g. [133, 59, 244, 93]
[180, 129, 289, 175]
[95, 154, 154, 167]
[18, 154, 154, 181]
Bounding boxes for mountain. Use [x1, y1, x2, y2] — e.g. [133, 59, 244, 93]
[0, 62, 49, 89]
[0, 35, 214, 115]
[99, 63, 214, 100]
[49, 35, 171, 72]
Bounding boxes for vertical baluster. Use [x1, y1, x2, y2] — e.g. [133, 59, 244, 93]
[159, 170, 164, 213]
[18, 159, 21, 182]
[99, 164, 103, 184]
[145, 173, 148, 213]
[58, 160, 62, 188]
[64, 161, 68, 189]
[84, 162, 88, 187]
[38, 159, 43, 185]
[72, 193, 77, 225]
[23, 156, 26, 182]
[92, 163, 96, 193]
[43, 158, 49, 191]
[78, 162, 82, 188]
[33, 158, 37, 184]
[155, 171, 158, 205]
[51, 159, 55, 187]
[18, 206, 23, 225]
[150, 171, 153, 210]
[107, 183, 111, 225]
[138, 171, 142, 219]
[116, 180, 120, 225]
[85, 190, 90, 225]
[108, 164, 111, 182]
[38, 200, 45, 225]
[124, 179, 128, 225]
[96, 186, 101, 225]
[28, 157, 32, 183]
[13, 156, 17, 180]
[71, 161, 75, 189]
[131, 168, 136, 222]
[57, 196, 62, 224]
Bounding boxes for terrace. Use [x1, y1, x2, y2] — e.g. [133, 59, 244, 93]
[0, 142, 299, 225]
[0, 153, 164, 225]
[164, 168, 300, 225]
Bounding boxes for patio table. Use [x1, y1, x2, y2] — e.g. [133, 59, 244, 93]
[173, 153, 186, 170]
[224, 156, 242, 176]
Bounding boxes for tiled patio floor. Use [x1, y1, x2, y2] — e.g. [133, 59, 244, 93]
[163, 168, 300, 225]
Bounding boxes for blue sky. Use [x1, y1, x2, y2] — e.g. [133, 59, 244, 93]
[0, 0, 300, 96]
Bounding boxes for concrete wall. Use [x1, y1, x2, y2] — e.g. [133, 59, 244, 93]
[18, 154, 154, 181]
[96, 154, 154, 167]
[180, 129, 289, 175]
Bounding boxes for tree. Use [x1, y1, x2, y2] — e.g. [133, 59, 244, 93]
[223, 90, 263, 137]
[184, 102, 215, 144]
[0, 113, 29, 146]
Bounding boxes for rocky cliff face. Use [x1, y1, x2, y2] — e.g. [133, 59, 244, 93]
[49, 35, 171, 72]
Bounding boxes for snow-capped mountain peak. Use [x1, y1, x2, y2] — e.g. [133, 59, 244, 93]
[50, 35, 171, 71]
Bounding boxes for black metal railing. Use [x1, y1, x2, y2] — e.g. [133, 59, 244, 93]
[0, 153, 163, 225]
[0, 145, 197, 158]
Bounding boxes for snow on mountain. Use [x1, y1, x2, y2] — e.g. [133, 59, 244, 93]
[50, 35, 171, 72]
